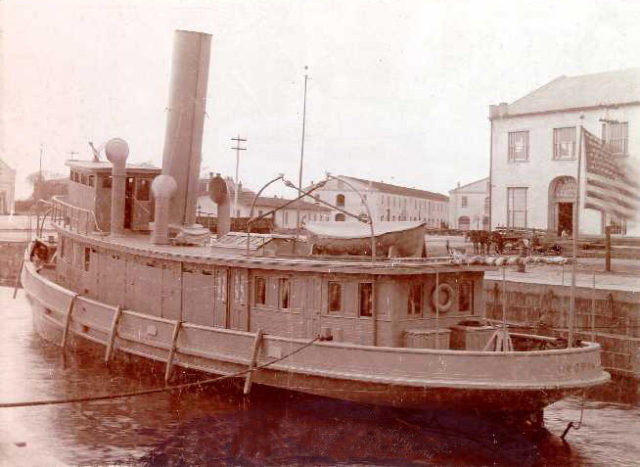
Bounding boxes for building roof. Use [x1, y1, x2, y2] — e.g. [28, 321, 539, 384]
[0, 158, 16, 173]
[493, 68, 640, 118]
[253, 196, 330, 212]
[449, 177, 489, 194]
[198, 177, 330, 212]
[342, 176, 448, 202]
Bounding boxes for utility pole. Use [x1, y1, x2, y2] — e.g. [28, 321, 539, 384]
[39, 144, 44, 183]
[231, 135, 247, 218]
[296, 66, 310, 232]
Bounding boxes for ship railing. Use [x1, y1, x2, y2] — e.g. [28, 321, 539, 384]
[50, 195, 106, 235]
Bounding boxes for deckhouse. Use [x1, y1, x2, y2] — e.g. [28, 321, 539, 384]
[64, 160, 160, 232]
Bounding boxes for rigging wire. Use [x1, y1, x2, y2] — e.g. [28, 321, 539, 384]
[0, 336, 320, 409]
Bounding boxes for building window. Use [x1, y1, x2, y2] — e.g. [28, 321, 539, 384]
[254, 277, 266, 305]
[553, 127, 576, 160]
[358, 282, 373, 317]
[507, 187, 528, 228]
[484, 196, 490, 215]
[102, 176, 112, 189]
[602, 122, 628, 156]
[279, 278, 290, 309]
[60, 237, 66, 259]
[459, 281, 474, 313]
[328, 281, 341, 312]
[335, 213, 345, 222]
[508, 131, 529, 162]
[461, 196, 468, 208]
[137, 179, 151, 201]
[336, 194, 345, 207]
[83, 247, 91, 272]
[407, 283, 422, 316]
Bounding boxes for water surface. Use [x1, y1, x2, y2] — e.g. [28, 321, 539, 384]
[1, 286, 638, 465]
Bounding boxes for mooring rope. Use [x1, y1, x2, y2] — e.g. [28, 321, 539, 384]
[0, 336, 320, 409]
[560, 389, 586, 440]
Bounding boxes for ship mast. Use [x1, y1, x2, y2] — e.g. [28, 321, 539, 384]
[295, 66, 310, 234]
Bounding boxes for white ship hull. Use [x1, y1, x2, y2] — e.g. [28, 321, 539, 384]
[22, 259, 609, 414]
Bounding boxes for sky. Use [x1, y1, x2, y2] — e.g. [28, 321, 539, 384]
[2, 0, 640, 200]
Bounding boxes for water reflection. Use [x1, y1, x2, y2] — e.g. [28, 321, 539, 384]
[1, 287, 639, 465]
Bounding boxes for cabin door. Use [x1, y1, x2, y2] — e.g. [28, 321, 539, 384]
[305, 277, 322, 338]
[213, 268, 228, 328]
[124, 177, 134, 229]
[228, 268, 249, 331]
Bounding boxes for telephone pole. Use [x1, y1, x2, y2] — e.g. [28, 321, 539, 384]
[231, 135, 247, 218]
[39, 144, 44, 182]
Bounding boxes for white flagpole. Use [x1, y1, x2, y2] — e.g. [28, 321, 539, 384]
[568, 124, 584, 347]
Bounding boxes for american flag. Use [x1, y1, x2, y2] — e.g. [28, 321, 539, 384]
[583, 128, 640, 221]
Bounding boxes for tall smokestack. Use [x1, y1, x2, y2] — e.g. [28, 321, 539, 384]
[161, 30, 212, 227]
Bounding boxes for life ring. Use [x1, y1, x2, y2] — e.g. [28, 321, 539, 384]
[432, 283, 454, 312]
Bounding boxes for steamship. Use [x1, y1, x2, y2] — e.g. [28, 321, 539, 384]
[21, 30, 609, 418]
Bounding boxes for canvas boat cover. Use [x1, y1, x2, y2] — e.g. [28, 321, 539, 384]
[304, 221, 425, 240]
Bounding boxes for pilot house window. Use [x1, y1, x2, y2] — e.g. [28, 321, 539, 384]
[408, 283, 423, 315]
[328, 282, 341, 312]
[137, 179, 151, 201]
[279, 278, 290, 309]
[358, 282, 373, 317]
[254, 277, 266, 305]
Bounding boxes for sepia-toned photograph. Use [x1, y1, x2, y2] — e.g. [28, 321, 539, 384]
[1, 0, 639, 465]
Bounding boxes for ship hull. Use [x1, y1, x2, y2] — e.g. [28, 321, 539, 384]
[22, 260, 609, 414]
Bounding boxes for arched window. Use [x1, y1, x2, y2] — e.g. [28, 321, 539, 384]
[335, 213, 346, 222]
[336, 194, 345, 207]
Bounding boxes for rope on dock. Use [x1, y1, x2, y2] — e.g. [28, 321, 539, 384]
[0, 336, 320, 409]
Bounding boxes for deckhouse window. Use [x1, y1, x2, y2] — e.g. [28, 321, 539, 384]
[459, 281, 474, 313]
[279, 278, 290, 310]
[328, 282, 341, 312]
[408, 283, 423, 316]
[358, 282, 373, 317]
[254, 277, 266, 305]
[83, 247, 90, 272]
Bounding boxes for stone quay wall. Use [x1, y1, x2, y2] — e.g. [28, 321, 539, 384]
[0, 240, 27, 286]
[484, 279, 640, 379]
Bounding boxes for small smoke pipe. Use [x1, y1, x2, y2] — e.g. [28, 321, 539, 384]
[151, 175, 178, 244]
[209, 173, 230, 236]
[105, 138, 129, 237]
